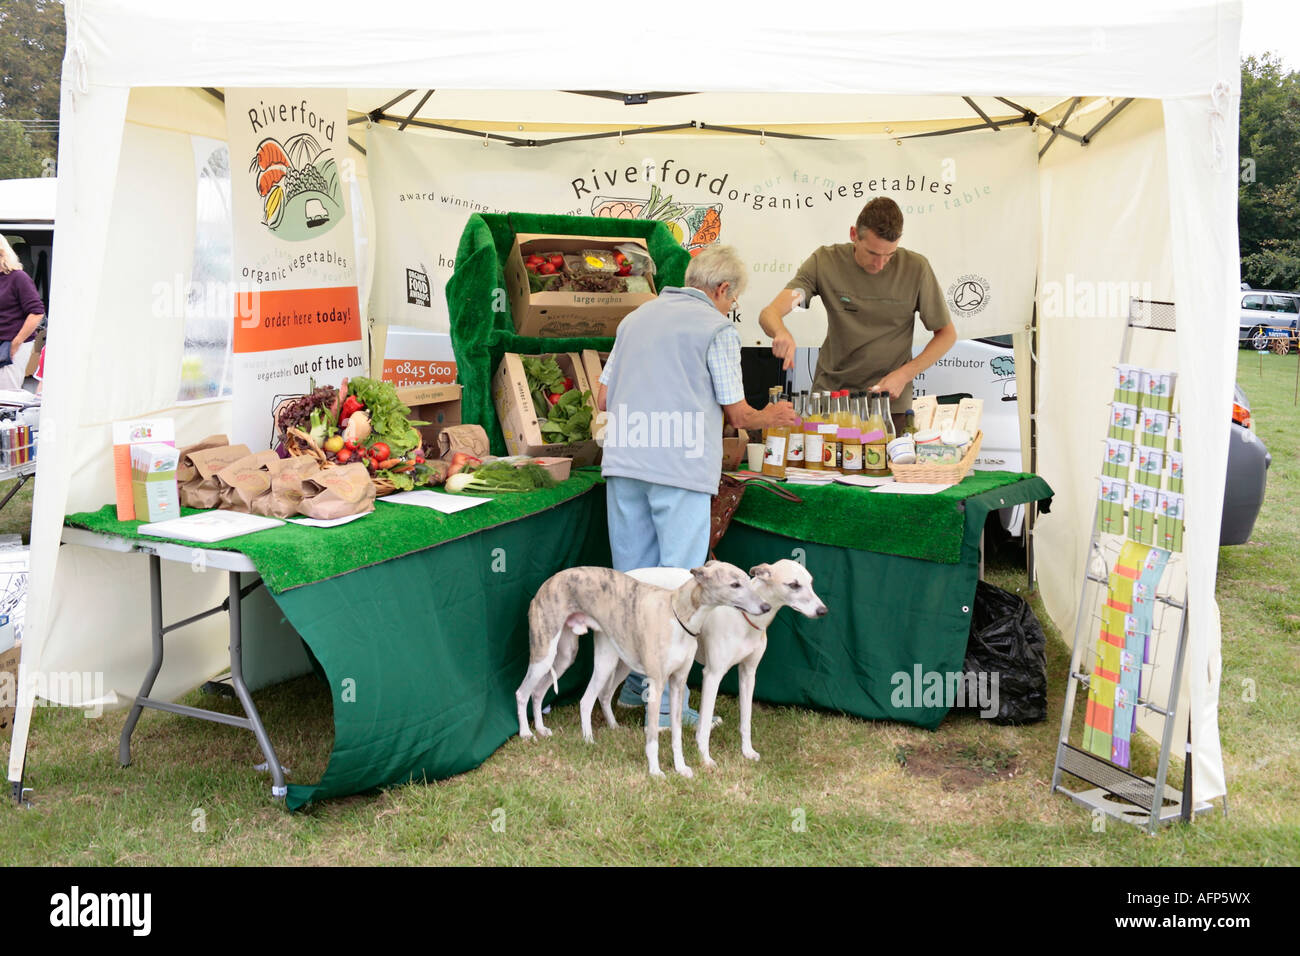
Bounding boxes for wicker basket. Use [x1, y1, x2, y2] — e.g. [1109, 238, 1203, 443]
[888, 430, 983, 484]
[284, 427, 399, 496]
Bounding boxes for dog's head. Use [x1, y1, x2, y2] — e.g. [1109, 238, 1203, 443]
[690, 561, 771, 615]
[748, 560, 829, 619]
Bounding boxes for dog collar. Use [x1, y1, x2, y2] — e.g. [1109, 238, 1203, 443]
[740, 611, 763, 631]
[673, 607, 701, 637]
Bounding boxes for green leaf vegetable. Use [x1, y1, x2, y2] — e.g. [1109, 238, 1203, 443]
[347, 376, 428, 457]
[444, 461, 558, 494]
[521, 356, 594, 442]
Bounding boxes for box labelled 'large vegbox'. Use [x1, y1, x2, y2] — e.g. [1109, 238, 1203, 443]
[492, 352, 600, 466]
[506, 234, 657, 338]
[395, 383, 462, 453]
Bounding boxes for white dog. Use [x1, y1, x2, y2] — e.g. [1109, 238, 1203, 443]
[515, 562, 771, 777]
[618, 560, 827, 767]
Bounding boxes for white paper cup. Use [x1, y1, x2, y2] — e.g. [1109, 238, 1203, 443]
[887, 436, 916, 464]
[746, 442, 764, 471]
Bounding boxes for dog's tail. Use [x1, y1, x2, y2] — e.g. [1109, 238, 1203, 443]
[550, 667, 560, 696]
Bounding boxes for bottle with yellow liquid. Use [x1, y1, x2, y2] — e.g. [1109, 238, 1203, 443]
[786, 391, 807, 468]
[819, 391, 841, 472]
[803, 392, 824, 471]
[863, 390, 891, 477]
[762, 385, 789, 478]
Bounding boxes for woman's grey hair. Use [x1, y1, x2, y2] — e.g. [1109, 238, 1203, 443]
[0, 235, 23, 275]
[684, 244, 747, 297]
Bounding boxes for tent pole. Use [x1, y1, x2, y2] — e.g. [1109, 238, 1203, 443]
[961, 96, 1001, 131]
[397, 90, 434, 131]
[1038, 97, 1082, 159]
[1080, 98, 1134, 144]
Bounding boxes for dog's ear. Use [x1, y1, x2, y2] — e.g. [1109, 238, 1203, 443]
[690, 566, 707, 581]
[749, 564, 772, 580]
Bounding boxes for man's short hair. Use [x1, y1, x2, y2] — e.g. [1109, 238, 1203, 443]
[855, 197, 904, 242]
[685, 244, 748, 297]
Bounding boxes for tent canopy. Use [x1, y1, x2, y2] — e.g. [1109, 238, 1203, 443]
[13, 0, 1241, 806]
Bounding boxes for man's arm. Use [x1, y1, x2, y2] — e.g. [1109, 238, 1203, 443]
[871, 322, 957, 399]
[758, 289, 805, 372]
[722, 398, 796, 432]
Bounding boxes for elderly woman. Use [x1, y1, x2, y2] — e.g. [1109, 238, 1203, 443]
[0, 235, 44, 392]
[597, 244, 796, 724]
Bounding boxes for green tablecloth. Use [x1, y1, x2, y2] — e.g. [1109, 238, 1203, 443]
[712, 474, 1053, 728]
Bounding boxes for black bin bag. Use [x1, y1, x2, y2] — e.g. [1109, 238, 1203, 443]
[962, 581, 1048, 725]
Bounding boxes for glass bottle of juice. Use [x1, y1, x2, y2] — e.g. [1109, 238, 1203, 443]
[803, 393, 824, 471]
[762, 385, 788, 478]
[786, 391, 807, 468]
[819, 397, 841, 473]
[863, 391, 891, 477]
[904, 409, 918, 436]
[840, 426, 864, 472]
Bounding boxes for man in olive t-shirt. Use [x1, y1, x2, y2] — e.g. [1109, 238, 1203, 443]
[759, 197, 957, 419]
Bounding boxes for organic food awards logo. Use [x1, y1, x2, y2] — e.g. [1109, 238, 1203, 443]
[250, 134, 344, 241]
[946, 274, 991, 318]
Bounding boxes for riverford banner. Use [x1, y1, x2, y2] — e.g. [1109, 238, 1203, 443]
[367, 124, 1038, 347]
[225, 89, 363, 449]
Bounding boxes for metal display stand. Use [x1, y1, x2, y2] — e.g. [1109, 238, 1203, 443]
[1050, 299, 1214, 833]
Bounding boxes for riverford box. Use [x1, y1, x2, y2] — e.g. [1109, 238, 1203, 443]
[394, 383, 462, 452]
[492, 352, 600, 466]
[506, 234, 657, 338]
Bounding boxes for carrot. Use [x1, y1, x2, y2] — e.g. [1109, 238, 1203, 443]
[689, 206, 722, 246]
[253, 138, 291, 172]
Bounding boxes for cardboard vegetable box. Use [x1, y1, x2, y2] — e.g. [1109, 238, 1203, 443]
[492, 352, 600, 466]
[506, 234, 656, 338]
[395, 383, 462, 453]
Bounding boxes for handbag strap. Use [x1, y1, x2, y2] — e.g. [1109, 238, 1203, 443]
[721, 474, 803, 504]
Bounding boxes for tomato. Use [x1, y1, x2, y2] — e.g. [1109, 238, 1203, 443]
[370, 442, 391, 461]
[617, 264, 631, 276]
[336, 448, 352, 463]
[539, 262, 557, 275]
[549, 254, 564, 269]
[525, 254, 543, 267]
[546, 392, 562, 406]
[614, 251, 626, 265]
[525, 261, 539, 274]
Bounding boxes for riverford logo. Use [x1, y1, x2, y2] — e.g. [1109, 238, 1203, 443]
[49, 886, 151, 936]
[946, 274, 991, 318]
[406, 267, 431, 307]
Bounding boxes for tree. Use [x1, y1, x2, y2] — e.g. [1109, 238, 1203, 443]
[0, 120, 44, 179]
[0, 0, 64, 166]
[1238, 53, 1300, 289]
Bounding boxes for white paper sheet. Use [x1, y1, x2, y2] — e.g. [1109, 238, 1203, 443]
[287, 512, 371, 529]
[138, 511, 285, 542]
[380, 490, 493, 514]
[869, 481, 954, 495]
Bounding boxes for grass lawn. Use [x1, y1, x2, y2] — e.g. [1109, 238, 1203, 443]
[2, 356, 1297, 865]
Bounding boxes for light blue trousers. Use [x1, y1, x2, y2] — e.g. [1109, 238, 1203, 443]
[606, 476, 711, 713]
[606, 476, 711, 572]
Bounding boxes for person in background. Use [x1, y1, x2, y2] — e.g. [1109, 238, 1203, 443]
[0, 235, 45, 393]
[759, 196, 956, 433]
[598, 244, 797, 727]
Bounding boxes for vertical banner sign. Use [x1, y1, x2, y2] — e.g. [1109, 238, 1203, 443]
[226, 89, 362, 449]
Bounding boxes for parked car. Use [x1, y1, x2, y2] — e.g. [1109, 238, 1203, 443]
[1238, 290, 1299, 349]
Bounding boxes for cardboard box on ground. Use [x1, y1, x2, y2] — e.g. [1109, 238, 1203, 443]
[493, 352, 600, 467]
[0, 642, 19, 734]
[507, 234, 657, 338]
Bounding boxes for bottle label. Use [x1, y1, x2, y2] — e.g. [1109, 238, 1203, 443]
[804, 433, 823, 468]
[787, 432, 805, 463]
[865, 442, 888, 471]
[764, 435, 787, 465]
[822, 440, 839, 470]
[842, 443, 863, 470]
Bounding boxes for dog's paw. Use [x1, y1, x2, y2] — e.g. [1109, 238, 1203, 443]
[676, 764, 694, 779]
[701, 757, 717, 771]
[519, 730, 535, 741]
[650, 768, 666, 779]
[535, 726, 553, 738]
[582, 732, 595, 744]
[742, 748, 761, 761]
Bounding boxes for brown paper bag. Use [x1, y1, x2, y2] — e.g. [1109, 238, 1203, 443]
[297, 463, 376, 520]
[177, 435, 230, 484]
[255, 457, 322, 518]
[437, 424, 490, 461]
[181, 444, 251, 509]
[216, 450, 282, 513]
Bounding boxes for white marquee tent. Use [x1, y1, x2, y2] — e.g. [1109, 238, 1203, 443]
[10, 0, 1240, 807]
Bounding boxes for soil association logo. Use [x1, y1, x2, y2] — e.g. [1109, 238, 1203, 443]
[946, 274, 991, 318]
